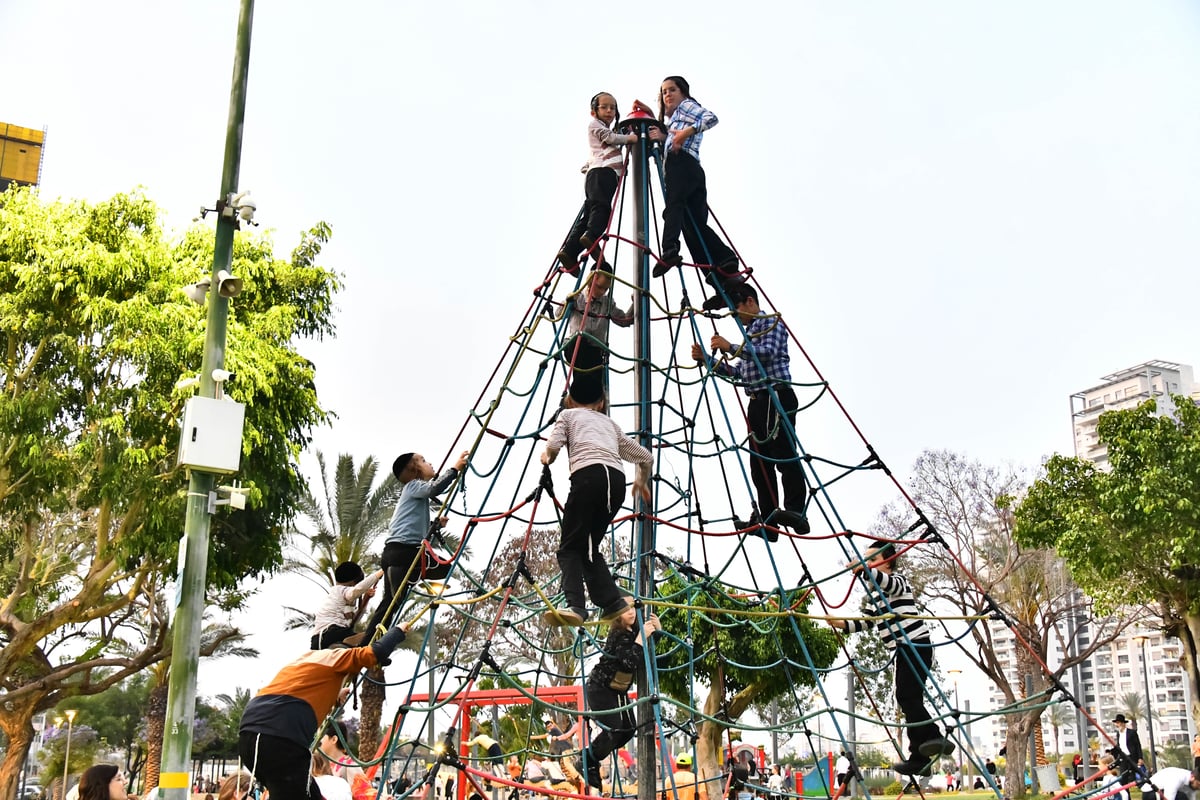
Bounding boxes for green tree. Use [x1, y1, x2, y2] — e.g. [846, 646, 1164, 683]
[0, 187, 340, 799]
[654, 574, 839, 796]
[283, 451, 398, 761]
[1015, 398, 1200, 733]
[879, 450, 1137, 797]
[58, 673, 151, 788]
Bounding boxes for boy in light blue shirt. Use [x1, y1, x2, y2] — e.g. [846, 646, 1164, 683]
[358, 450, 468, 640]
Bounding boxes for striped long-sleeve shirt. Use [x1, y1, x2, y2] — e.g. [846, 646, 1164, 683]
[842, 567, 929, 650]
[666, 97, 718, 162]
[585, 118, 636, 175]
[545, 408, 652, 480]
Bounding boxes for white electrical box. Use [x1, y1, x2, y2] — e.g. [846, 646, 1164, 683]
[177, 396, 246, 474]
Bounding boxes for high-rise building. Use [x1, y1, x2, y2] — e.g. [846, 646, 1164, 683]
[1071, 360, 1198, 466]
[0, 121, 46, 192]
[985, 361, 1197, 758]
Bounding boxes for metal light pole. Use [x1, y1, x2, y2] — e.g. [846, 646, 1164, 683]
[1133, 635, 1157, 772]
[61, 710, 77, 800]
[158, 2, 255, 799]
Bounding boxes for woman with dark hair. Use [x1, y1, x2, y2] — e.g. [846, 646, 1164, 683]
[78, 765, 127, 800]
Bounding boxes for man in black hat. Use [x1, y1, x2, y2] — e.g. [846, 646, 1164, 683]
[1112, 714, 1146, 780]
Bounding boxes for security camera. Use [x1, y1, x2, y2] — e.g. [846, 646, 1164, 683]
[175, 376, 201, 391]
[184, 278, 211, 305]
[237, 195, 256, 223]
[216, 269, 243, 298]
[211, 369, 235, 383]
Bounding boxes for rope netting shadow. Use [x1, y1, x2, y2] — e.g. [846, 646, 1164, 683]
[320, 115, 1105, 800]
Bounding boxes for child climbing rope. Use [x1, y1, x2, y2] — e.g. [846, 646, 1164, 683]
[689, 284, 809, 539]
[561, 264, 633, 404]
[575, 595, 661, 789]
[635, 76, 739, 309]
[557, 92, 637, 274]
[825, 540, 953, 776]
[357, 450, 469, 642]
[310, 561, 383, 650]
[539, 385, 652, 626]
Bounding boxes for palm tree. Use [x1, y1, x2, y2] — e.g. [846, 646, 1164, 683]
[285, 452, 399, 760]
[143, 621, 257, 792]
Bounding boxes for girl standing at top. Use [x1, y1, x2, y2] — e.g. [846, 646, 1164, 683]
[636, 76, 739, 298]
[558, 92, 638, 275]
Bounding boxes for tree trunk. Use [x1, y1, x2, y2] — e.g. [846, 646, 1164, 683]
[1034, 720, 1048, 766]
[143, 683, 169, 792]
[1173, 613, 1200, 740]
[359, 667, 386, 762]
[697, 680, 729, 800]
[0, 700, 37, 800]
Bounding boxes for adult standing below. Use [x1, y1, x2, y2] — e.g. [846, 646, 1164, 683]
[690, 284, 810, 538]
[1113, 714, 1146, 779]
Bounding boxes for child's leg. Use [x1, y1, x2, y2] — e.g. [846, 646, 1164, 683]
[579, 466, 625, 613]
[557, 465, 609, 613]
[761, 388, 808, 513]
[585, 687, 633, 761]
[747, 395, 781, 519]
[661, 153, 700, 256]
[894, 642, 940, 756]
[583, 168, 619, 245]
[364, 542, 420, 634]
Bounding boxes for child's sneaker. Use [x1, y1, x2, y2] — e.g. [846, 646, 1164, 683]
[653, 248, 684, 277]
[557, 250, 580, 275]
[599, 597, 632, 622]
[543, 606, 586, 627]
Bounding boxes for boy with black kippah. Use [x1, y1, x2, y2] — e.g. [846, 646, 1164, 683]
[358, 449, 469, 641]
[826, 540, 953, 775]
[311, 561, 384, 649]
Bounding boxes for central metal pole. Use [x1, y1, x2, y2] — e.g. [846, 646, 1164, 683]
[623, 109, 657, 800]
[1138, 638, 1157, 772]
[158, 2, 254, 798]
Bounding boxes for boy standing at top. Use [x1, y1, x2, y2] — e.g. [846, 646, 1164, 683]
[358, 450, 469, 641]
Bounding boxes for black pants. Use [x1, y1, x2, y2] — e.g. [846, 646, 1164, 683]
[310, 624, 355, 650]
[747, 386, 808, 518]
[363, 541, 452, 635]
[586, 684, 635, 761]
[564, 335, 607, 403]
[564, 167, 620, 260]
[239, 731, 323, 800]
[557, 464, 625, 614]
[894, 640, 940, 757]
[662, 152, 736, 269]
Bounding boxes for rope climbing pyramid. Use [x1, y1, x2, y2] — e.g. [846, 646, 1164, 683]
[347, 104, 1007, 800]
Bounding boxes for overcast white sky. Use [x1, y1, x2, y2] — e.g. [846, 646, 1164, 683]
[4, 0, 1199, 755]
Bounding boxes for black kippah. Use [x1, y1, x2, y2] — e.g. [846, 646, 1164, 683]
[393, 453, 415, 481]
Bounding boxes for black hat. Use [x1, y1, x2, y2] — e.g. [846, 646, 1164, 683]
[334, 562, 365, 584]
[393, 453, 415, 481]
[1112, 714, 1129, 723]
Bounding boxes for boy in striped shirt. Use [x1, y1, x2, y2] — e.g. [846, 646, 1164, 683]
[827, 541, 953, 775]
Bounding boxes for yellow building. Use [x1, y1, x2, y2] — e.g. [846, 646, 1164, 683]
[0, 122, 46, 191]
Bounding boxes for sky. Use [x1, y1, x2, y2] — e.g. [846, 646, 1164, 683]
[4, 0, 1200, 758]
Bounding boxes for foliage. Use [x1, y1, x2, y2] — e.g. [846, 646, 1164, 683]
[0, 186, 341, 798]
[1015, 398, 1200, 734]
[38, 724, 99, 794]
[654, 572, 839, 795]
[880, 450, 1139, 797]
[286, 452, 399, 588]
[54, 673, 150, 785]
